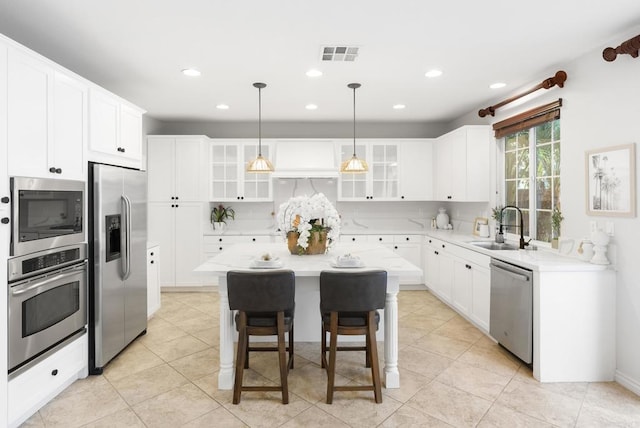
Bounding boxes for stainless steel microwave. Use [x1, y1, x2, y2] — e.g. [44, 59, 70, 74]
[10, 177, 85, 257]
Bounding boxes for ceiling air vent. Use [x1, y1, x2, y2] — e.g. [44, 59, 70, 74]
[321, 46, 359, 61]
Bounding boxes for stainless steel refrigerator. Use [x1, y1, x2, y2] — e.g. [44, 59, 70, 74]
[88, 162, 147, 374]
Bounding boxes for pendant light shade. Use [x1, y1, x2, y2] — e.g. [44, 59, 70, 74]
[247, 82, 274, 173]
[340, 83, 368, 173]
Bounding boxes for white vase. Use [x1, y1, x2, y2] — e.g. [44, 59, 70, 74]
[590, 230, 610, 265]
[213, 222, 226, 233]
[436, 208, 449, 229]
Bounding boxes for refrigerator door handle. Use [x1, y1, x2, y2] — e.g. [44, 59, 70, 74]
[121, 195, 132, 280]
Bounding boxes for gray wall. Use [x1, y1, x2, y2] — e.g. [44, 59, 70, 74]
[147, 120, 449, 139]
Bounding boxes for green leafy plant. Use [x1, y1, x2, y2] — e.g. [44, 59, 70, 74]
[551, 206, 564, 237]
[491, 205, 504, 222]
[211, 204, 235, 224]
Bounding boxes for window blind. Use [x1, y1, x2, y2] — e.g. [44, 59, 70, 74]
[493, 99, 562, 138]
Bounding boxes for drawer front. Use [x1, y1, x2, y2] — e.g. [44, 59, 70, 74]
[9, 334, 86, 425]
[394, 235, 421, 243]
[369, 235, 394, 244]
[340, 234, 367, 243]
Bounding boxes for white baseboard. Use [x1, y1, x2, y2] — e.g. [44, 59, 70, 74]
[161, 286, 218, 292]
[615, 370, 640, 396]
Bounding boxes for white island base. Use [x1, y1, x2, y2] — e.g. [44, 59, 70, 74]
[196, 242, 423, 390]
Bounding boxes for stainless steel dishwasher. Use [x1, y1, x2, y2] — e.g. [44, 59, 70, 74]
[490, 258, 533, 364]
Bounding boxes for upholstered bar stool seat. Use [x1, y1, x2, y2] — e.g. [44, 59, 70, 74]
[227, 270, 295, 405]
[319, 270, 387, 404]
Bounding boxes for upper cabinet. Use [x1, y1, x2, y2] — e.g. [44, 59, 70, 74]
[434, 126, 491, 202]
[6, 47, 86, 180]
[208, 139, 273, 202]
[338, 139, 433, 201]
[88, 87, 145, 169]
[147, 136, 206, 202]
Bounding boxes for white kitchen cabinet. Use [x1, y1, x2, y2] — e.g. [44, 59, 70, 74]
[423, 236, 453, 303]
[88, 87, 145, 169]
[8, 334, 87, 428]
[208, 139, 273, 201]
[424, 234, 490, 332]
[148, 202, 202, 288]
[399, 139, 434, 200]
[147, 136, 205, 202]
[338, 140, 400, 201]
[434, 125, 491, 201]
[369, 234, 423, 284]
[7, 47, 86, 180]
[147, 245, 161, 318]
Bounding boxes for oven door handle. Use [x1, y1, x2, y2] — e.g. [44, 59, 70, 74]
[121, 195, 132, 280]
[11, 262, 86, 296]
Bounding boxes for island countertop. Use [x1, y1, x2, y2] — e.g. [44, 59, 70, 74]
[195, 242, 423, 278]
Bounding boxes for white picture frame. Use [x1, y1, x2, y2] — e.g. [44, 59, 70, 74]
[586, 143, 636, 217]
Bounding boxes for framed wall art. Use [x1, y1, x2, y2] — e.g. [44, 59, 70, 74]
[585, 143, 636, 217]
[473, 217, 489, 236]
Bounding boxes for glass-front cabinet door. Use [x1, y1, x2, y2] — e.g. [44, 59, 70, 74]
[371, 143, 399, 199]
[339, 142, 368, 200]
[209, 142, 239, 201]
[242, 143, 272, 200]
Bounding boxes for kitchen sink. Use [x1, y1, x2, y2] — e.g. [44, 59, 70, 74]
[467, 241, 520, 251]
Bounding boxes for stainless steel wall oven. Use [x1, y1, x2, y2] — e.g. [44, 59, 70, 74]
[10, 177, 84, 257]
[7, 244, 87, 375]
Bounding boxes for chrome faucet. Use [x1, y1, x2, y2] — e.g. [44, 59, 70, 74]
[496, 205, 530, 249]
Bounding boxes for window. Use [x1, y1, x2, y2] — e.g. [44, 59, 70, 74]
[502, 119, 560, 242]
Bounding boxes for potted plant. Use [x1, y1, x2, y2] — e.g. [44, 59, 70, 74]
[551, 206, 564, 249]
[211, 204, 235, 232]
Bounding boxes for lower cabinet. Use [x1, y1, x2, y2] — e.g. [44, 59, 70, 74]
[147, 245, 161, 317]
[8, 334, 87, 428]
[148, 202, 203, 288]
[423, 236, 491, 333]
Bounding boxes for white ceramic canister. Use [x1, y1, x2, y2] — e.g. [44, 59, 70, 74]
[436, 208, 449, 229]
[579, 239, 594, 261]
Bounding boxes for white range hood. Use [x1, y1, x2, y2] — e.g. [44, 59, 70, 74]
[272, 140, 339, 178]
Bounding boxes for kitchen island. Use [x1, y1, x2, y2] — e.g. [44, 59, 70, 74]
[195, 242, 422, 390]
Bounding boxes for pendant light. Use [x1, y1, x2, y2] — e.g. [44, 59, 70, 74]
[247, 82, 274, 173]
[340, 83, 368, 173]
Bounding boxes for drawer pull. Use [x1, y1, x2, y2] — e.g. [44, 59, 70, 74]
[51, 369, 58, 376]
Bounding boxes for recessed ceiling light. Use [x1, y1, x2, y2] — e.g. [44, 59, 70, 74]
[393, 104, 406, 110]
[490, 82, 506, 89]
[305, 104, 318, 110]
[306, 69, 323, 77]
[216, 104, 229, 110]
[425, 69, 443, 78]
[182, 68, 201, 77]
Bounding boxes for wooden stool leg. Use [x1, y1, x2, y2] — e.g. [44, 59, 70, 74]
[289, 322, 294, 370]
[326, 313, 338, 404]
[233, 312, 248, 405]
[367, 312, 382, 403]
[276, 312, 289, 404]
[321, 324, 327, 368]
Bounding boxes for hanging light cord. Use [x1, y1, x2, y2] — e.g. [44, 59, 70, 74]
[258, 85, 262, 156]
[352, 84, 356, 156]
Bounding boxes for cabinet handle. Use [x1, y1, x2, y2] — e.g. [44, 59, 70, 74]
[175, 196, 179, 200]
[379, 237, 382, 241]
[219, 238, 222, 242]
[434, 250, 439, 255]
[51, 369, 58, 376]
[219, 247, 223, 251]
[252, 238, 256, 242]
[401, 196, 405, 199]
[352, 237, 356, 241]
[428, 239, 432, 243]
[175, 204, 179, 208]
[442, 244, 445, 248]
[56, 168, 62, 174]
[466, 264, 471, 269]
[171, 204, 175, 208]
[150, 252, 154, 256]
[406, 237, 409, 241]
[447, 195, 452, 200]
[171, 197, 175, 200]
[49, 167, 57, 173]
[394, 245, 398, 249]
[117, 147, 126, 153]
[1, 218, 9, 224]
[150, 260, 154, 264]
[1, 197, 9, 204]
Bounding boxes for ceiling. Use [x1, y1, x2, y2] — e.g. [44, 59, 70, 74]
[1, 1, 639, 123]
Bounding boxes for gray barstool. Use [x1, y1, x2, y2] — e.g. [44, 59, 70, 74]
[227, 270, 295, 404]
[319, 270, 387, 404]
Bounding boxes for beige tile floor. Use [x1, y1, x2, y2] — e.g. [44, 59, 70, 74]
[21, 290, 640, 428]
